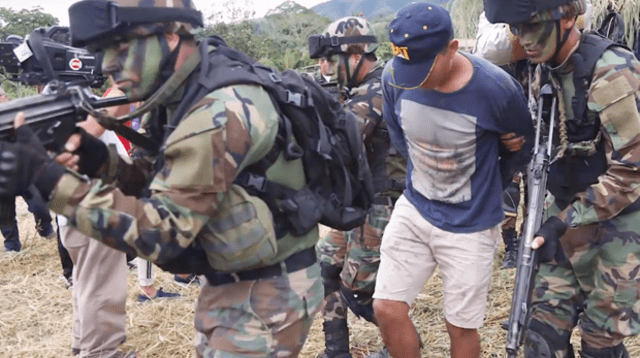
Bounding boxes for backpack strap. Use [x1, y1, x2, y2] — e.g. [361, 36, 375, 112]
[571, 32, 623, 125]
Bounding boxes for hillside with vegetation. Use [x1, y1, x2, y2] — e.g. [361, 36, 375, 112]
[311, 0, 453, 20]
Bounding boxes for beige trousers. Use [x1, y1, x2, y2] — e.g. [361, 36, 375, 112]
[60, 226, 127, 358]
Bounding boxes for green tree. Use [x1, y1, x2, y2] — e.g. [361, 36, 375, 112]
[257, 1, 331, 70]
[205, 0, 256, 24]
[198, 20, 265, 61]
[0, 6, 58, 40]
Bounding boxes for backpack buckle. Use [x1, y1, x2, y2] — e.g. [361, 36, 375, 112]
[269, 73, 282, 83]
[244, 173, 267, 193]
[284, 142, 303, 160]
[286, 90, 303, 107]
[329, 193, 341, 208]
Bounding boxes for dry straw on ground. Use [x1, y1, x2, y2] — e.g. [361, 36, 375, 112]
[2, 201, 640, 357]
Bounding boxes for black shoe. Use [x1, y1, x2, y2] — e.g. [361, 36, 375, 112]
[4, 240, 21, 252]
[502, 249, 517, 269]
[137, 288, 182, 303]
[174, 274, 200, 287]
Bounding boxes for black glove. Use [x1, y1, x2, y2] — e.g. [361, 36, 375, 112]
[534, 216, 568, 263]
[72, 127, 109, 178]
[0, 125, 65, 199]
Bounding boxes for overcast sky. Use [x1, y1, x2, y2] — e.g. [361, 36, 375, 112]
[0, 0, 328, 26]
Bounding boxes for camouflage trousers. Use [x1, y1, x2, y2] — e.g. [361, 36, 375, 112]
[316, 203, 393, 323]
[529, 219, 640, 355]
[194, 262, 322, 357]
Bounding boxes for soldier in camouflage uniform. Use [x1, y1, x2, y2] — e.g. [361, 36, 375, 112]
[309, 17, 407, 358]
[0, 0, 323, 357]
[487, 0, 640, 356]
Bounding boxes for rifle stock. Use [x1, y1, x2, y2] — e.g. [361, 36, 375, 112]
[0, 80, 129, 225]
[506, 83, 557, 358]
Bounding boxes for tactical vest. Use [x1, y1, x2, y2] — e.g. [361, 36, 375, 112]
[345, 66, 406, 195]
[148, 36, 374, 278]
[546, 32, 625, 208]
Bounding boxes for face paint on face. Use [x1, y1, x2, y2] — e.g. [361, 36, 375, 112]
[322, 56, 337, 77]
[513, 21, 557, 63]
[101, 35, 164, 101]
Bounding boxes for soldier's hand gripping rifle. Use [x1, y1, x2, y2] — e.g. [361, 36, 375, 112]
[505, 82, 557, 358]
[0, 80, 130, 225]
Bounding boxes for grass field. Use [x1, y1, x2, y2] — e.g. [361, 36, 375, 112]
[1, 200, 640, 357]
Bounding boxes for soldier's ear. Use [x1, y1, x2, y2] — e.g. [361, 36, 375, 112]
[165, 33, 180, 51]
[560, 16, 576, 31]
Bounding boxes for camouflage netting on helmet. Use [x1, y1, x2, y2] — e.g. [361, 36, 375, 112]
[324, 16, 378, 54]
[591, 0, 640, 49]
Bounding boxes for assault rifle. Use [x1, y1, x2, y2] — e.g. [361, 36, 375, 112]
[505, 82, 557, 358]
[0, 80, 130, 225]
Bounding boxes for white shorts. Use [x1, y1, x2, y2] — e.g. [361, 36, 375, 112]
[373, 195, 500, 329]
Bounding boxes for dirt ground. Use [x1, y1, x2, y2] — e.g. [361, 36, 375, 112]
[1, 201, 640, 357]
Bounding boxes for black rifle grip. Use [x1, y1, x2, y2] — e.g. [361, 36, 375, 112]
[0, 198, 16, 226]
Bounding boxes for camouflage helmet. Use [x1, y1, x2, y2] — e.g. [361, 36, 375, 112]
[69, 0, 203, 50]
[527, 0, 587, 23]
[484, 0, 587, 25]
[323, 16, 378, 54]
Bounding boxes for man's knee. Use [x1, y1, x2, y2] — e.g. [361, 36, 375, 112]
[373, 298, 409, 325]
[580, 342, 629, 358]
[525, 320, 574, 358]
[444, 319, 477, 340]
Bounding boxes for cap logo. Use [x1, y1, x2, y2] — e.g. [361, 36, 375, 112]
[391, 43, 410, 60]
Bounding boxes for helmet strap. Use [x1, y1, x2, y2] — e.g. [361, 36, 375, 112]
[551, 20, 572, 64]
[340, 52, 367, 90]
[348, 54, 367, 90]
[158, 33, 182, 85]
[339, 53, 353, 88]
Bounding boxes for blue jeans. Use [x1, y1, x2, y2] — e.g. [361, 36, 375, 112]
[2, 186, 53, 251]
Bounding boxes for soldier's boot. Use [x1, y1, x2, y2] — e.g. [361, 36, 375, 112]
[321, 319, 352, 358]
[320, 262, 351, 358]
[580, 342, 629, 358]
[502, 227, 518, 269]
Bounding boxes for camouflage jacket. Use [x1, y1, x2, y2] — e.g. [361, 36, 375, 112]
[548, 45, 640, 227]
[49, 58, 318, 270]
[345, 62, 407, 196]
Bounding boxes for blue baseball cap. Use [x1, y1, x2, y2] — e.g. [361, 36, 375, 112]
[388, 2, 454, 89]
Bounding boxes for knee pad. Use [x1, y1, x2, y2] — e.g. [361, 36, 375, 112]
[320, 262, 342, 296]
[339, 285, 375, 323]
[525, 320, 574, 358]
[580, 342, 629, 358]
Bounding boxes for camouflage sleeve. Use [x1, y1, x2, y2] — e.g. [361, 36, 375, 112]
[559, 47, 640, 226]
[381, 66, 409, 158]
[101, 146, 153, 197]
[48, 84, 279, 263]
[345, 80, 383, 141]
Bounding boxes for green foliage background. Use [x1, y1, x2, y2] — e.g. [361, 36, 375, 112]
[2, 0, 640, 100]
